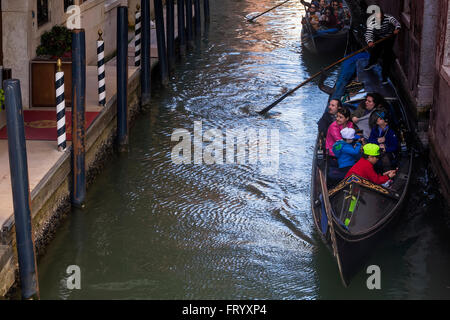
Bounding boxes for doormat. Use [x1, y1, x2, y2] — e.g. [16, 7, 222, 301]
[0, 110, 100, 141]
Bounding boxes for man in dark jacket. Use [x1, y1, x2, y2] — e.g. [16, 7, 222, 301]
[317, 98, 340, 136]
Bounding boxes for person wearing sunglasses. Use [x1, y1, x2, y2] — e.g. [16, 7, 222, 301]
[319, 6, 338, 29]
[301, 0, 322, 31]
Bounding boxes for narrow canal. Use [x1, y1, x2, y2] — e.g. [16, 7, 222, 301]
[38, 0, 450, 299]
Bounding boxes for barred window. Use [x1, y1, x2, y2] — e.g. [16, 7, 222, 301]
[444, 4, 450, 66]
[64, 0, 75, 12]
[403, 0, 411, 14]
[37, 0, 49, 27]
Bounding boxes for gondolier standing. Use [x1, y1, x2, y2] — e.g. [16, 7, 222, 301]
[363, 7, 401, 84]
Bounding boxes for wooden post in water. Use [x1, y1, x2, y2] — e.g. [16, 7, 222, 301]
[4, 79, 40, 300]
[185, 0, 193, 46]
[167, 0, 175, 70]
[71, 29, 86, 208]
[194, 0, 201, 36]
[177, 0, 186, 55]
[117, 6, 129, 151]
[154, 0, 169, 84]
[204, 0, 210, 23]
[140, 0, 151, 105]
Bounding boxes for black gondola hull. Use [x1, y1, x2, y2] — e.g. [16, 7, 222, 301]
[310, 55, 414, 285]
[301, 28, 349, 55]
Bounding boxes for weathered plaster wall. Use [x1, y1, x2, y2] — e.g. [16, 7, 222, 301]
[2, 0, 34, 109]
[429, 0, 450, 205]
[365, 0, 437, 113]
[0, 0, 128, 110]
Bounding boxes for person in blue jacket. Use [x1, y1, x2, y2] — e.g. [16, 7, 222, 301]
[328, 127, 362, 185]
[368, 111, 399, 170]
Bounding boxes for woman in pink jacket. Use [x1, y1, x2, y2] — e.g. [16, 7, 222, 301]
[326, 107, 354, 156]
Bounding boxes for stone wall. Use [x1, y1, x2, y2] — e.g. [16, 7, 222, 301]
[429, 0, 450, 206]
[363, 0, 438, 118]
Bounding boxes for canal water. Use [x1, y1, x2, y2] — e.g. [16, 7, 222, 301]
[38, 0, 450, 299]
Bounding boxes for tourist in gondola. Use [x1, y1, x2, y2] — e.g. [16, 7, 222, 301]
[330, 0, 348, 28]
[301, 1, 321, 31]
[328, 127, 362, 184]
[363, 7, 401, 84]
[317, 98, 340, 136]
[368, 110, 399, 170]
[345, 143, 397, 185]
[319, 6, 339, 29]
[318, 0, 331, 15]
[326, 107, 354, 157]
[351, 92, 387, 139]
[300, 0, 320, 9]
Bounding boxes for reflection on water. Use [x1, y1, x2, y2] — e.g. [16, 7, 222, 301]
[37, 0, 450, 299]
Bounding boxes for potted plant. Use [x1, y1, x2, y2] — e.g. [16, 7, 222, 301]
[36, 25, 72, 59]
[31, 25, 73, 107]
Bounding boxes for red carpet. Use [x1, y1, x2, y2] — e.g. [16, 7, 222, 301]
[0, 110, 99, 141]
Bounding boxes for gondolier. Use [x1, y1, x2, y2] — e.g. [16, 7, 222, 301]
[363, 8, 401, 84]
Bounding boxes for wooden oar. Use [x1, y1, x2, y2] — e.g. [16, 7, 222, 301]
[318, 168, 346, 287]
[257, 34, 395, 115]
[247, 0, 292, 22]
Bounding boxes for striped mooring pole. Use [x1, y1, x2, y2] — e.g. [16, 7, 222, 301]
[55, 59, 66, 152]
[97, 30, 106, 106]
[135, 4, 141, 67]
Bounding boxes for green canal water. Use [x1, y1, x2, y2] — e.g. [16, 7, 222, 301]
[37, 0, 450, 299]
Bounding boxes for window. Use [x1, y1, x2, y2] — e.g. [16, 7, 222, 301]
[401, 0, 411, 29]
[444, 3, 450, 66]
[37, 0, 49, 27]
[403, 0, 411, 14]
[64, 0, 75, 12]
[440, 3, 450, 87]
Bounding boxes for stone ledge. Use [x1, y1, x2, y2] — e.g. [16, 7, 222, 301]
[428, 131, 450, 208]
[440, 65, 450, 88]
[0, 246, 14, 297]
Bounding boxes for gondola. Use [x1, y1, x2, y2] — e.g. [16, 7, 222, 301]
[300, 0, 352, 55]
[310, 57, 414, 287]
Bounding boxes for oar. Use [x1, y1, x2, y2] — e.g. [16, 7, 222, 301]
[318, 168, 346, 287]
[257, 34, 396, 115]
[247, 0, 292, 22]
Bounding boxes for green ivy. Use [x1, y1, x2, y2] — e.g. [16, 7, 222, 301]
[0, 89, 5, 110]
